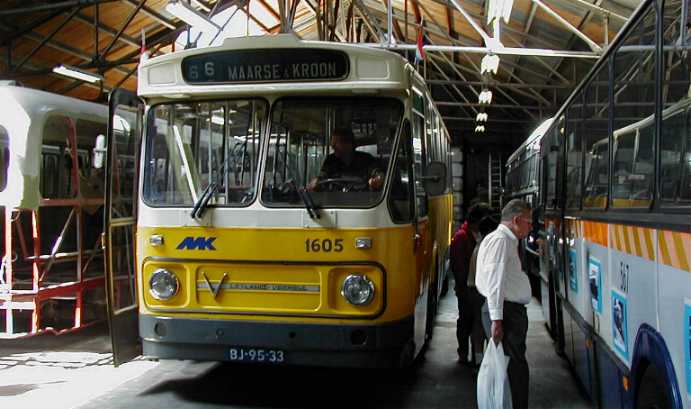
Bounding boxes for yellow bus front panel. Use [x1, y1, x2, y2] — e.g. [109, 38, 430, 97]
[137, 225, 424, 367]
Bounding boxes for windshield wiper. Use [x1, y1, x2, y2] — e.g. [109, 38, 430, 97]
[287, 180, 320, 219]
[191, 182, 218, 219]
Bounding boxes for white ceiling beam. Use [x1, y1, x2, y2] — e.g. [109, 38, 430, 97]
[572, 0, 628, 22]
[431, 53, 540, 118]
[399, 0, 524, 119]
[503, 31, 570, 84]
[532, 0, 602, 53]
[366, 42, 599, 59]
[427, 79, 571, 89]
[443, 116, 537, 124]
[352, 0, 384, 42]
[446, 0, 492, 45]
[525, 2, 538, 34]
[436, 101, 544, 110]
[428, 56, 479, 115]
[428, 0, 565, 49]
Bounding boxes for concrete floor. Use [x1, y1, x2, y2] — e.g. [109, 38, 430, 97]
[0, 289, 592, 409]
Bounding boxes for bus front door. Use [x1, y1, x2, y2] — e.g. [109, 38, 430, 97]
[104, 89, 143, 366]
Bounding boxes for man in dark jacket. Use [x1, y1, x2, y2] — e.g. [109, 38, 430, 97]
[450, 202, 489, 363]
[307, 128, 383, 192]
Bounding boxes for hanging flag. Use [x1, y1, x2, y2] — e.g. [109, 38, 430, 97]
[415, 18, 426, 62]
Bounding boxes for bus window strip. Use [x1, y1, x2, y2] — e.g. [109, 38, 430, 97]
[553, 10, 662, 213]
[557, 36, 691, 213]
[538, 0, 657, 210]
[137, 103, 451, 214]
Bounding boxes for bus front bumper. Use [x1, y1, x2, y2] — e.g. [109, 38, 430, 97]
[139, 315, 414, 368]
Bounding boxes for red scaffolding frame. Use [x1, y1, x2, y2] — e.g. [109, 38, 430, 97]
[0, 117, 106, 338]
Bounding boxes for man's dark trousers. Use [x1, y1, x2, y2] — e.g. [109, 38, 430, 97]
[455, 286, 473, 360]
[481, 301, 529, 409]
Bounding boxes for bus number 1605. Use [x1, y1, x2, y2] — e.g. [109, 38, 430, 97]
[305, 238, 343, 252]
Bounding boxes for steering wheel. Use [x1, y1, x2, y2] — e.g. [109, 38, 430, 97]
[315, 177, 368, 192]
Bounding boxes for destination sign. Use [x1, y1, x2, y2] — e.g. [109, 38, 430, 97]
[181, 48, 349, 84]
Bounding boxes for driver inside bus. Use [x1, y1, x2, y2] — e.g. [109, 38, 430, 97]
[307, 128, 384, 192]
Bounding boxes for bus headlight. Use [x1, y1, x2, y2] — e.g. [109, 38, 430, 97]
[341, 274, 375, 306]
[149, 269, 179, 300]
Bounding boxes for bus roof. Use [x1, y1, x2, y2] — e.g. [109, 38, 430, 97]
[0, 85, 108, 210]
[0, 85, 107, 122]
[138, 34, 412, 99]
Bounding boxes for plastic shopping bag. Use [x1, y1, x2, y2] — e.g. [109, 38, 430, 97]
[476, 341, 512, 409]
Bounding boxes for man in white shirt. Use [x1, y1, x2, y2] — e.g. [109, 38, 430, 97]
[475, 199, 533, 409]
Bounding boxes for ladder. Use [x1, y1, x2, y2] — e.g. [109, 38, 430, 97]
[451, 147, 463, 230]
[488, 153, 503, 210]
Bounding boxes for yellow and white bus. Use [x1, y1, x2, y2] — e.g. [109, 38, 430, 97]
[105, 34, 453, 367]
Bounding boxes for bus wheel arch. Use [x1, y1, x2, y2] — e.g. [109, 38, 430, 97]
[631, 324, 682, 409]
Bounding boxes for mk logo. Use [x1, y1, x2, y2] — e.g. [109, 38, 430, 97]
[176, 236, 217, 250]
[202, 272, 227, 300]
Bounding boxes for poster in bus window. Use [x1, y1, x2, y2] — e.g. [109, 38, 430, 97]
[684, 300, 691, 396]
[588, 256, 602, 314]
[569, 248, 578, 293]
[611, 290, 628, 360]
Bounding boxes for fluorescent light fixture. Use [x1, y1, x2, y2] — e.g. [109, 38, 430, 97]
[475, 125, 486, 133]
[52, 65, 103, 83]
[166, 0, 220, 35]
[487, 0, 514, 24]
[476, 112, 488, 122]
[481, 54, 500, 75]
[478, 89, 493, 105]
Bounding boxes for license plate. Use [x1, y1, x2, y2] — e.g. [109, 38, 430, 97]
[228, 347, 286, 364]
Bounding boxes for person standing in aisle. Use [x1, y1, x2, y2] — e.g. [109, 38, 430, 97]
[466, 213, 497, 364]
[476, 199, 533, 409]
[449, 202, 489, 364]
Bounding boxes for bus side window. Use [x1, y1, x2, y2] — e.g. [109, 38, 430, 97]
[412, 113, 428, 217]
[583, 64, 609, 209]
[42, 115, 75, 199]
[545, 130, 559, 209]
[565, 98, 584, 209]
[388, 120, 413, 223]
[611, 8, 656, 208]
[660, 3, 691, 206]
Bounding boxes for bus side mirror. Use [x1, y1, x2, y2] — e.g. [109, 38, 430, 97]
[93, 134, 106, 169]
[420, 161, 447, 196]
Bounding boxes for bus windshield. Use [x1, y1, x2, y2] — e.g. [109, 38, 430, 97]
[261, 97, 402, 208]
[143, 99, 267, 207]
